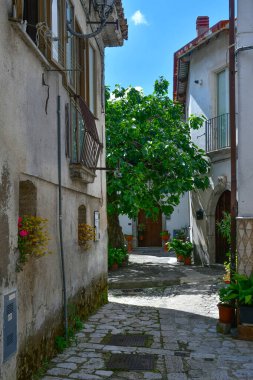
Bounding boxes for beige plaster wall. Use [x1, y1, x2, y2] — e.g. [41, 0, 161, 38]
[0, 1, 108, 378]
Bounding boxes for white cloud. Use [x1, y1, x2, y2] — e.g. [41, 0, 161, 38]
[131, 10, 148, 26]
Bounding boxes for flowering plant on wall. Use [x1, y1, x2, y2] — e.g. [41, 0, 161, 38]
[17, 216, 50, 271]
[78, 223, 96, 250]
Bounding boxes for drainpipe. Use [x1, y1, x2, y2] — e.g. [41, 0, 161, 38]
[57, 95, 68, 338]
[229, 0, 237, 275]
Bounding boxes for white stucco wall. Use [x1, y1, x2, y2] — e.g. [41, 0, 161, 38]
[119, 215, 133, 235]
[0, 2, 111, 378]
[237, 0, 253, 217]
[166, 193, 190, 237]
[184, 29, 231, 264]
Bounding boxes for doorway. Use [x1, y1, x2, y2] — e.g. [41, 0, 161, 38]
[138, 210, 162, 247]
[215, 190, 230, 263]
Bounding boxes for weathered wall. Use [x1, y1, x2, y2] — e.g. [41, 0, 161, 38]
[186, 31, 231, 264]
[0, 1, 108, 379]
[237, 0, 253, 274]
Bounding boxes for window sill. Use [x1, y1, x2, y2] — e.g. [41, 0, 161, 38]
[9, 19, 51, 69]
[69, 163, 96, 184]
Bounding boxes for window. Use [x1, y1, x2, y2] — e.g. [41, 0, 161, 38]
[87, 44, 97, 115]
[66, 0, 75, 87]
[67, 97, 102, 170]
[216, 69, 229, 149]
[19, 181, 37, 217]
[70, 100, 85, 163]
[51, 0, 63, 64]
[217, 69, 228, 116]
[23, 0, 39, 43]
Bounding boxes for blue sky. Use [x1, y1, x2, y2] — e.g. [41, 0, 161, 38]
[105, 1, 230, 97]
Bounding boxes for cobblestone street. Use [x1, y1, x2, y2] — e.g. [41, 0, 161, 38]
[42, 250, 253, 380]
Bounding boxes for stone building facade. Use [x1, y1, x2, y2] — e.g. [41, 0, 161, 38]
[0, 1, 127, 379]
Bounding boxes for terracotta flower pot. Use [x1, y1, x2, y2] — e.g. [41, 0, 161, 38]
[177, 255, 184, 262]
[125, 235, 133, 253]
[184, 257, 191, 265]
[218, 303, 235, 324]
[110, 262, 119, 271]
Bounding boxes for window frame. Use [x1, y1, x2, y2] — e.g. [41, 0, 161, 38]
[85, 41, 97, 116]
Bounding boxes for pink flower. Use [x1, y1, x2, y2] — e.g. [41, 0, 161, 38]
[19, 230, 28, 237]
[18, 217, 22, 223]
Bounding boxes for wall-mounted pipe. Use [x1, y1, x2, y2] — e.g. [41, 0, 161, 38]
[57, 95, 68, 338]
[229, 0, 237, 276]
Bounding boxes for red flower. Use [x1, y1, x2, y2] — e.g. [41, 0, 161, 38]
[19, 230, 28, 237]
[18, 217, 22, 228]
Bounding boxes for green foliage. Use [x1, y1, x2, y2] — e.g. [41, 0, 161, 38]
[216, 212, 237, 280]
[108, 247, 128, 268]
[55, 304, 84, 353]
[167, 239, 193, 258]
[106, 77, 210, 220]
[219, 273, 253, 306]
[137, 223, 146, 232]
[17, 215, 51, 271]
[32, 358, 50, 380]
[216, 212, 231, 245]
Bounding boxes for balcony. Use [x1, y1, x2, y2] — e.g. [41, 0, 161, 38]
[205, 113, 230, 153]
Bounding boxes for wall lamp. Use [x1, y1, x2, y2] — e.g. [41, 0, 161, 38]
[67, 0, 117, 39]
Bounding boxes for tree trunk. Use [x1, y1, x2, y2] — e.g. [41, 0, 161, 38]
[107, 213, 125, 249]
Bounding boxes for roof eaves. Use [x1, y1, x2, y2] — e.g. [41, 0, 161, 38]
[173, 20, 229, 103]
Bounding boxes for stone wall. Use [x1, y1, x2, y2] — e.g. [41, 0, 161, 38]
[237, 218, 253, 275]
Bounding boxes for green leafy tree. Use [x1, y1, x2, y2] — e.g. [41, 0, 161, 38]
[106, 77, 209, 248]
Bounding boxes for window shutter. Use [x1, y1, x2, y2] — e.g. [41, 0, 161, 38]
[65, 103, 70, 158]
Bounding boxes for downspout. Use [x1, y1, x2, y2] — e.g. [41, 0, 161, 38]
[57, 95, 68, 338]
[229, 0, 237, 275]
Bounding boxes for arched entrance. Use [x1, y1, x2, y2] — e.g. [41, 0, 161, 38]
[215, 190, 230, 263]
[138, 210, 162, 247]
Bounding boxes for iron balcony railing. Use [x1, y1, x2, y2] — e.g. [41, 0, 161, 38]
[205, 113, 230, 153]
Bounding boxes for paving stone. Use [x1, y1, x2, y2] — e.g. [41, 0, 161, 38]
[69, 373, 102, 380]
[56, 361, 78, 370]
[46, 367, 72, 376]
[167, 373, 187, 380]
[95, 370, 114, 377]
[66, 356, 87, 364]
[164, 355, 184, 372]
[43, 252, 253, 380]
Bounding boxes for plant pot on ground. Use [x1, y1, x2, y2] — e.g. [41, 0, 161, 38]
[108, 247, 129, 270]
[168, 238, 193, 265]
[160, 230, 170, 241]
[217, 287, 235, 324]
[227, 273, 253, 326]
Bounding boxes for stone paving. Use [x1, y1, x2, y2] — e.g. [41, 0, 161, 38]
[42, 250, 253, 380]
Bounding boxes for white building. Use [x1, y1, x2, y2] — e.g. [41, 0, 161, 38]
[174, 17, 231, 265]
[237, 0, 253, 276]
[0, 1, 127, 379]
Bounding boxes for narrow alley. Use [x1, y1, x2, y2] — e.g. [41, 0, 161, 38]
[41, 250, 253, 380]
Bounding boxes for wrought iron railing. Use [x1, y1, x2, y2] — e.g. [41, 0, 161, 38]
[205, 113, 230, 153]
[69, 97, 103, 171]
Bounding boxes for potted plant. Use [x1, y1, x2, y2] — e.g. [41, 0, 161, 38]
[125, 234, 133, 252]
[108, 247, 129, 271]
[137, 223, 146, 240]
[217, 286, 235, 324]
[225, 273, 253, 325]
[180, 241, 193, 265]
[160, 230, 170, 241]
[167, 238, 193, 264]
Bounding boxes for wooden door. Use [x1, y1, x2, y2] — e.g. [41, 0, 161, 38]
[215, 190, 230, 264]
[138, 210, 162, 247]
